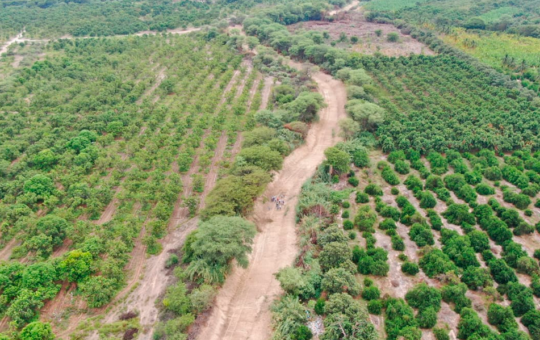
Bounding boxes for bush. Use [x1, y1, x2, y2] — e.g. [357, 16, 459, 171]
[420, 248, 457, 278]
[354, 205, 377, 231]
[418, 191, 437, 209]
[356, 191, 370, 203]
[342, 201, 350, 208]
[416, 307, 438, 329]
[292, 325, 313, 340]
[353, 149, 370, 168]
[395, 160, 410, 174]
[476, 183, 495, 195]
[348, 231, 356, 240]
[362, 286, 381, 300]
[391, 187, 400, 195]
[433, 328, 450, 340]
[387, 32, 399, 42]
[405, 283, 442, 312]
[367, 300, 382, 315]
[392, 235, 405, 251]
[341, 210, 349, 218]
[382, 166, 400, 185]
[314, 298, 325, 315]
[348, 177, 359, 187]
[402, 262, 419, 276]
[343, 220, 354, 230]
[364, 183, 384, 196]
[409, 223, 434, 247]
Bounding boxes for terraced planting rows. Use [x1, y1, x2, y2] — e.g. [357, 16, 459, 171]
[273, 146, 540, 340]
[0, 33, 263, 336]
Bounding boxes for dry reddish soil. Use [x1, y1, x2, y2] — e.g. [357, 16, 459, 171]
[197, 60, 347, 340]
[288, 9, 434, 57]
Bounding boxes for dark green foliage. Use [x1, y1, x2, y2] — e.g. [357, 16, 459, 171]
[484, 167, 503, 181]
[468, 230, 490, 252]
[502, 190, 531, 210]
[418, 191, 437, 209]
[427, 210, 443, 230]
[356, 247, 389, 276]
[458, 308, 499, 340]
[507, 282, 535, 317]
[489, 258, 518, 284]
[461, 267, 492, 290]
[409, 223, 434, 247]
[521, 310, 540, 340]
[362, 286, 381, 300]
[314, 298, 325, 315]
[392, 235, 405, 251]
[356, 191, 370, 203]
[402, 262, 419, 276]
[385, 298, 419, 340]
[354, 205, 377, 231]
[433, 328, 450, 340]
[444, 174, 467, 192]
[292, 325, 313, 340]
[364, 184, 383, 196]
[476, 183, 495, 195]
[427, 152, 448, 174]
[416, 307, 438, 329]
[388, 150, 406, 164]
[487, 304, 518, 333]
[382, 166, 401, 185]
[442, 204, 475, 226]
[425, 175, 444, 190]
[441, 283, 472, 313]
[405, 283, 441, 312]
[352, 149, 370, 168]
[367, 300, 382, 315]
[395, 160, 410, 174]
[419, 248, 457, 278]
[404, 175, 423, 192]
[343, 220, 354, 230]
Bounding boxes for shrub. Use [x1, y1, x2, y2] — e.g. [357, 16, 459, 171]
[388, 150, 406, 163]
[391, 187, 400, 195]
[362, 286, 381, 300]
[348, 231, 357, 240]
[352, 149, 370, 168]
[427, 210, 443, 231]
[433, 327, 450, 340]
[314, 298, 325, 315]
[348, 177, 359, 187]
[419, 248, 457, 278]
[356, 191, 370, 203]
[342, 201, 350, 208]
[416, 307, 438, 329]
[392, 235, 405, 251]
[461, 267, 492, 290]
[343, 220, 354, 230]
[341, 210, 349, 218]
[354, 205, 377, 231]
[402, 262, 419, 276]
[441, 283, 471, 313]
[382, 166, 400, 185]
[418, 191, 437, 209]
[405, 283, 442, 312]
[476, 183, 495, 195]
[367, 300, 382, 315]
[404, 175, 423, 191]
[409, 223, 434, 247]
[395, 160, 410, 174]
[387, 32, 399, 42]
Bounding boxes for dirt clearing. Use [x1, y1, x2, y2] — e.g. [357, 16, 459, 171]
[196, 60, 347, 340]
[288, 9, 434, 57]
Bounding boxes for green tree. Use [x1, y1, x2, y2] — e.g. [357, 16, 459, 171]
[23, 175, 55, 197]
[186, 216, 256, 283]
[20, 321, 55, 340]
[58, 250, 93, 283]
[324, 147, 350, 173]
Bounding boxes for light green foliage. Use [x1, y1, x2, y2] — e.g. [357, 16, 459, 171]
[345, 100, 385, 132]
[186, 216, 256, 283]
[20, 322, 55, 340]
[324, 147, 350, 173]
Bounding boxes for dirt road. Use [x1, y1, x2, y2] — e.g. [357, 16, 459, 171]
[197, 62, 347, 340]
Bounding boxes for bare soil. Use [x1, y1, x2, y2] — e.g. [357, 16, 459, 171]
[196, 60, 347, 340]
[288, 9, 434, 57]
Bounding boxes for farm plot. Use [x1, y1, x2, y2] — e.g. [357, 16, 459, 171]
[272, 146, 540, 340]
[348, 54, 540, 153]
[0, 32, 262, 336]
[288, 10, 434, 57]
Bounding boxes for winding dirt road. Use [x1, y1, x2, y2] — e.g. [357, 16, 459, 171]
[197, 62, 347, 340]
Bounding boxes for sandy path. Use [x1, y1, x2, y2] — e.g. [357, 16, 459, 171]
[197, 65, 347, 340]
[329, 0, 359, 15]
